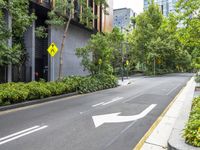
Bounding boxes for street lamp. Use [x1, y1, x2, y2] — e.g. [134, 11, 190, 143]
[120, 40, 129, 82]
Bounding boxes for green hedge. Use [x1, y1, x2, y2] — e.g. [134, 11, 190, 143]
[184, 96, 200, 147]
[195, 75, 200, 83]
[79, 74, 117, 93]
[0, 74, 118, 106]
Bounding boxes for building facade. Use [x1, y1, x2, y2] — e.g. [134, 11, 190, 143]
[0, 0, 113, 83]
[113, 8, 135, 31]
[144, 0, 178, 17]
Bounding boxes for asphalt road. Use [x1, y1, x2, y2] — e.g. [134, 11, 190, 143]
[0, 73, 192, 150]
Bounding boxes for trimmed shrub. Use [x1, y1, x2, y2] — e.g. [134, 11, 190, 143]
[195, 75, 200, 83]
[79, 74, 118, 93]
[0, 74, 118, 106]
[25, 82, 51, 100]
[184, 97, 200, 147]
[0, 82, 29, 104]
[62, 76, 84, 92]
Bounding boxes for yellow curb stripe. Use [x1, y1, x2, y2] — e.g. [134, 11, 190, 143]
[133, 78, 191, 150]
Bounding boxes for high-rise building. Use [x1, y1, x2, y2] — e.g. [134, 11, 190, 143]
[113, 8, 136, 31]
[144, 0, 178, 17]
[0, 0, 113, 83]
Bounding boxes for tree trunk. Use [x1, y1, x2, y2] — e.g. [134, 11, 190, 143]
[58, 1, 74, 80]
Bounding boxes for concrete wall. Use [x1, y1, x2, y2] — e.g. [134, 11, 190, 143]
[24, 21, 35, 82]
[49, 24, 92, 80]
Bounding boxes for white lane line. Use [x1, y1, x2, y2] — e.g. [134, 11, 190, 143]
[166, 84, 180, 95]
[0, 125, 48, 145]
[92, 102, 105, 107]
[0, 126, 40, 142]
[102, 97, 123, 106]
[91, 97, 124, 108]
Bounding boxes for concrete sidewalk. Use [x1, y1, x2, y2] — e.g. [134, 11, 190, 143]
[136, 77, 196, 150]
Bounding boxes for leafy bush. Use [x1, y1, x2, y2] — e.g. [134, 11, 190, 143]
[0, 83, 29, 104]
[195, 75, 200, 83]
[184, 97, 200, 147]
[62, 76, 84, 92]
[79, 74, 117, 93]
[0, 74, 118, 106]
[25, 82, 51, 100]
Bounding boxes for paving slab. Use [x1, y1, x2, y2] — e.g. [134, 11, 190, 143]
[140, 77, 198, 150]
[142, 143, 166, 150]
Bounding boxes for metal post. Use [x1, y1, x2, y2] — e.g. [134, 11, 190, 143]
[121, 43, 124, 82]
[154, 57, 156, 76]
[49, 25, 55, 81]
[5, 6, 12, 82]
[31, 20, 36, 81]
[52, 57, 55, 81]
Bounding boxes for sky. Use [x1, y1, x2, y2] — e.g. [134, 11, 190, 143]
[113, 0, 144, 14]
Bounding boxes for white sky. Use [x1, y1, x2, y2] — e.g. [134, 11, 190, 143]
[113, 0, 144, 14]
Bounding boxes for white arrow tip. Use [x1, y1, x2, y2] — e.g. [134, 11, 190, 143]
[92, 113, 121, 128]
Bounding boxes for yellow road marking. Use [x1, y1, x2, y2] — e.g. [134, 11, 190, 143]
[133, 78, 190, 150]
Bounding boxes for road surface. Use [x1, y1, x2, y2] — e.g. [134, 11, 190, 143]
[0, 73, 192, 150]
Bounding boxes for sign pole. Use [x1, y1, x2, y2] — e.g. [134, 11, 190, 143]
[51, 57, 55, 81]
[48, 42, 58, 81]
[52, 57, 55, 81]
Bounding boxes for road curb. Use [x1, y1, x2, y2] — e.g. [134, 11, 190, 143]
[168, 78, 198, 150]
[0, 92, 78, 112]
[133, 79, 189, 150]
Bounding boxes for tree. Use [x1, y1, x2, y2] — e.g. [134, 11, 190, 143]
[134, 0, 163, 71]
[46, 0, 108, 79]
[176, 0, 200, 47]
[176, 0, 200, 72]
[127, 0, 192, 74]
[76, 28, 126, 75]
[129, 0, 163, 72]
[76, 32, 113, 75]
[0, 0, 36, 67]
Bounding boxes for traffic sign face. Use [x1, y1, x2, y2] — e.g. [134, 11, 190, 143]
[47, 43, 58, 57]
[126, 60, 129, 66]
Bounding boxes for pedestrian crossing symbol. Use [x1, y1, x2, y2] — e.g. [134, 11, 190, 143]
[47, 43, 58, 57]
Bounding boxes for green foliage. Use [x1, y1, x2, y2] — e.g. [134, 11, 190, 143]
[35, 26, 48, 38]
[127, 0, 192, 74]
[76, 29, 125, 75]
[10, 0, 36, 37]
[0, 82, 29, 104]
[0, 42, 24, 66]
[46, 0, 108, 28]
[176, 0, 200, 47]
[184, 97, 200, 147]
[0, 75, 118, 106]
[25, 82, 51, 100]
[79, 74, 117, 93]
[0, 0, 36, 67]
[195, 75, 200, 83]
[191, 48, 200, 70]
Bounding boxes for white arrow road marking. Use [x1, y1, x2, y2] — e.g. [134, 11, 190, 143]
[0, 125, 48, 145]
[92, 104, 157, 128]
[92, 97, 124, 107]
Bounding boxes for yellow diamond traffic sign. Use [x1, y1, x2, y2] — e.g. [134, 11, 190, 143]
[47, 43, 58, 57]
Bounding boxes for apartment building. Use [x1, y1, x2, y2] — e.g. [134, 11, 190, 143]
[113, 8, 135, 32]
[144, 0, 178, 17]
[1, 0, 113, 83]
